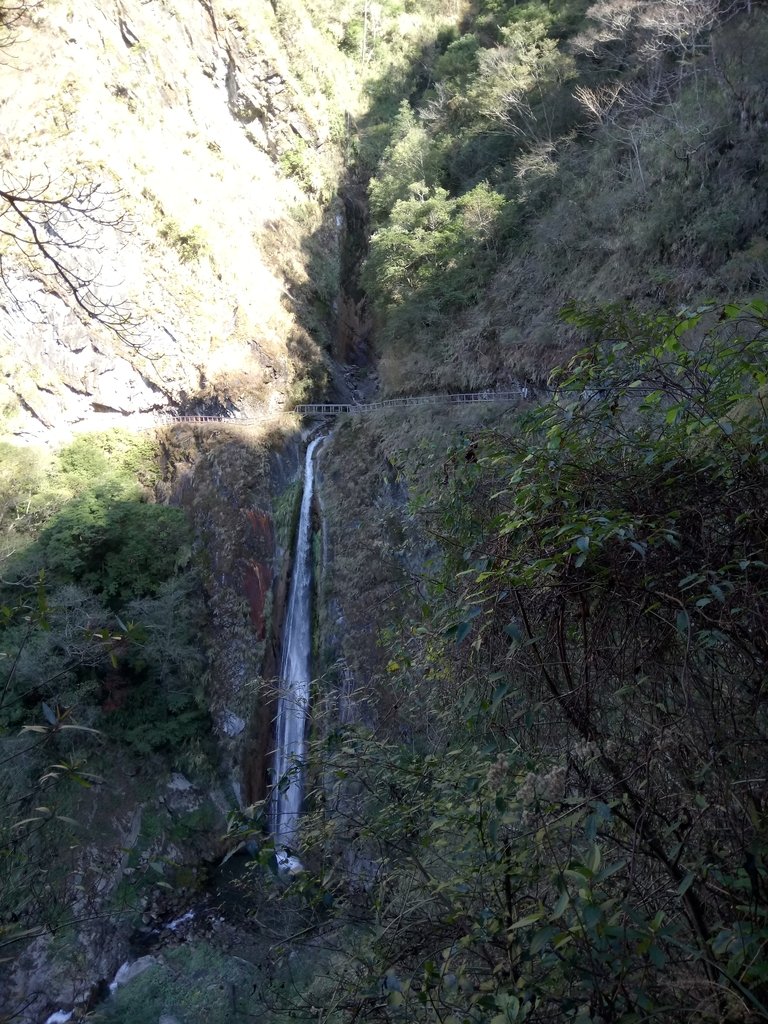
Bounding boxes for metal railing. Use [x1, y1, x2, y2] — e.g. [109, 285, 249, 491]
[84, 389, 532, 433]
[154, 414, 262, 424]
[82, 379, 675, 436]
[294, 388, 529, 417]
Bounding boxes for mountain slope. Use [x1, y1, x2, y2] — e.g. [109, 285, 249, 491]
[0, 0, 352, 438]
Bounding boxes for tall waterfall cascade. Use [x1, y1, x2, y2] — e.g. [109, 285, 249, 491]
[270, 435, 325, 869]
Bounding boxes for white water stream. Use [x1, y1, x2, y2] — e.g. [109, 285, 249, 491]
[270, 435, 325, 869]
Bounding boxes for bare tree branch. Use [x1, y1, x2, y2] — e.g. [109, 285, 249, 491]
[0, 0, 42, 58]
[0, 173, 138, 336]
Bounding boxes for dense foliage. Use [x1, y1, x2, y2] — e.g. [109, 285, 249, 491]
[3, 0, 768, 1018]
[357, 0, 768, 391]
[0, 431, 209, 972]
[266, 302, 768, 1023]
[0, 430, 205, 752]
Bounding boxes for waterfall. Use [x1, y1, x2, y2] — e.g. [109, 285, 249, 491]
[270, 435, 325, 868]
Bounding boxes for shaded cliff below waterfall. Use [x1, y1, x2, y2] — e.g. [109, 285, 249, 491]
[155, 419, 302, 806]
[314, 399, 530, 728]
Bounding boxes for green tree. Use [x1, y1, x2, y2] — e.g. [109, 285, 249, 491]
[368, 102, 444, 221]
[365, 181, 506, 316]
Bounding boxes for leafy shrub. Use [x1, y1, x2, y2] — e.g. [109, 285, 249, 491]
[158, 217, 208, 263]
[57, 431, 160, 488]
[365, 181, 507, 315]
[368, 102, 444, 221]
[40, 496, 190, 605]
[0, 430, 206, 757]
[275, 302, 768, 1023]
[97, 942, 260, 1024]
[433, 33, 480, 91]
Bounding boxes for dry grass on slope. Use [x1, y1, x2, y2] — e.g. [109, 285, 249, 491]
[377, 11, 768, 392]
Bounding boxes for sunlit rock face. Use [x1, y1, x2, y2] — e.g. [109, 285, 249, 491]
[0, 0, 344, 439]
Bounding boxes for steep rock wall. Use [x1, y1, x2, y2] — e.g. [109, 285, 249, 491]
[0, 0, 346, 439]
[156, 419, 300, 805]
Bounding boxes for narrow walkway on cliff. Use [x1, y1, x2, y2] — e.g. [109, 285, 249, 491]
[98, 387, 532, 429]
[292, 388, 530, 416]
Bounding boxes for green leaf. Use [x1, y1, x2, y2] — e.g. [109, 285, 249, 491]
[508, 911, 544, 930]
[594, 801, 613, 822]
[455, 620, 472, 644]
[551, 890, 570, 919]
[596, 859, 627, 882]
[490, 682, 511, 713]
[586, 844, 601, 873]
[677, 871, 695, 896]
[678, 573, 703, 589]
[674, 315, 701, 337]
[709, 583, 725, 603]
[530, 925, 559, 954]
[582, 904, 603, 930]
[675, 610, 690, 634]
[649, 943, 667, 968]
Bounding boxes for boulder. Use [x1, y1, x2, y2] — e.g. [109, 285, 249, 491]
[109, 955, 160, 991]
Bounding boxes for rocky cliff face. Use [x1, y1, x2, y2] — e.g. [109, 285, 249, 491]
[155, 420, 301, 806]
[0, 0, 348, 439]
